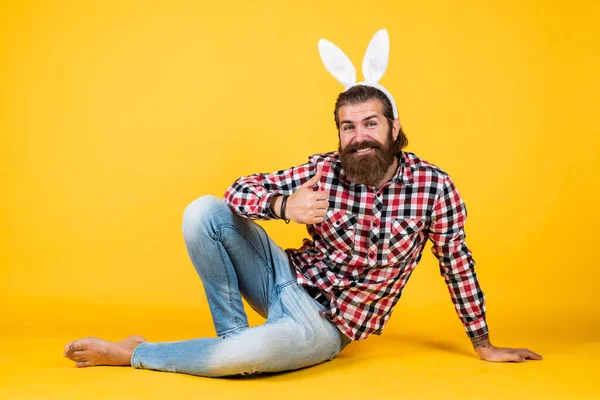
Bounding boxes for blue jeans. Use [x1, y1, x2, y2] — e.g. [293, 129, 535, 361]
[131, 195, 350, 377]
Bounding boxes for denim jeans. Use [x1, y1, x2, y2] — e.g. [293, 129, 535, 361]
[130, 195, 350, 377]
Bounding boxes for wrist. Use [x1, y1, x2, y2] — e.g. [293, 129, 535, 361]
[471, 333, 493, 355]
[280, 195, 290, 223]
[269, 195, 283, 218]
[475, 344, 496, 356]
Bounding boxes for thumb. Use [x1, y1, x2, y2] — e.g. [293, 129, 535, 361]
[302, 167, 322, 188]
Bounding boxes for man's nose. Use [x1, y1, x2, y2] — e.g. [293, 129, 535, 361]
[355, 125, 369, 141]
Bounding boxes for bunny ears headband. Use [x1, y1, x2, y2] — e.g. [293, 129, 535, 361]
[318, 29, 398, 119]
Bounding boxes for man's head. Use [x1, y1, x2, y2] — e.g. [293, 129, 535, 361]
[335, 85, 408, 186]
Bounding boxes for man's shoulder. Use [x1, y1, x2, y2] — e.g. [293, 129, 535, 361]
[404, 151, 452, 182]
[308, 151, 340, 165]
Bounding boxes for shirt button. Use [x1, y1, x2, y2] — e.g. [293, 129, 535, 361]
[376, 193, 381, 198]
[369, 252, 374, 258]
[372, 221, 378, 227]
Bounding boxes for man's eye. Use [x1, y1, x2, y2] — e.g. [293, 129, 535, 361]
[343, 125, 354, 131]
[366, 121, 377, 127]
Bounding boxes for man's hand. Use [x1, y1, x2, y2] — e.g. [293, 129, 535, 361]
[285, 167, 328, 224]
[472, 334, 543, 363]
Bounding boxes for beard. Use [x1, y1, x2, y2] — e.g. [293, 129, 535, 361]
[338, 127, 398, 187]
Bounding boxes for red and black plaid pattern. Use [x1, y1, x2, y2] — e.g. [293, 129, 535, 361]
[223, 151, 487, 340]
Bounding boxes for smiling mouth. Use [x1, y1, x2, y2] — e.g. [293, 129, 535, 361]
[354, 147, 374, 154]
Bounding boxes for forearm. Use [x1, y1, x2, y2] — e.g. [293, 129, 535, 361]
[222, 177, 279, 220]
[441, 264, 487, 339]
[445, 267, 491, 355]
[222, 163, 311, 219]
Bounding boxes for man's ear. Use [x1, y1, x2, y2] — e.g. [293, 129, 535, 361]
[392, 119, 400, 141]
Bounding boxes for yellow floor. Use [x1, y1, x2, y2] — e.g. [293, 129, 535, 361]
[1, 302, 598, 400]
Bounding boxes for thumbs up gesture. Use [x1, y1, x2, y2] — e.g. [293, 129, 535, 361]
[286, 167, 329, 224]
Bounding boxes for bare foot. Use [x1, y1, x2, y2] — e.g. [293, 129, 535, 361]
[63, 335, 146, 368]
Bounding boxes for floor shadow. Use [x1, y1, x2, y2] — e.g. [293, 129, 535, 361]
[370, 332, 475, 358]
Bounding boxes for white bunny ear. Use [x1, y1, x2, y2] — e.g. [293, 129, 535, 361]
[362, 29, 390, 84]
[318, 38, 356, 88]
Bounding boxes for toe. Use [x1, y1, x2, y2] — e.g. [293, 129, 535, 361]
[69, 350, 88, 362]
[75, 361, 91, 368]
[71, 339, 91, 352]
[63, 340, 75, 356]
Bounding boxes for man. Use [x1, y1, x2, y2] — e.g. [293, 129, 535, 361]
[64, 31, 541, 376]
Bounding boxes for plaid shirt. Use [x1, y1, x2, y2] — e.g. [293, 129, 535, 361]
[223, 151, 487, 340]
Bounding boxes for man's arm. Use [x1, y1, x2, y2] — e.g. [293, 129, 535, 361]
[428, 175, 488, 340]
[223, 162, 329, 225]
[428, 176, 542, 362]
[222, 163, 314, 220]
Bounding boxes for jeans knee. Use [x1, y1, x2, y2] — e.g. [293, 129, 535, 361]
[182, 195, 230, 239]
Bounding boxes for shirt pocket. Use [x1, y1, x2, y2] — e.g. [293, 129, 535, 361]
[386, 218, 425, 264]
[319, 210, 357, 265]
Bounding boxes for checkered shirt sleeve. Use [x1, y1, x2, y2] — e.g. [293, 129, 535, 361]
[222, 163, 314, 219]
[428, 176, 488, 338]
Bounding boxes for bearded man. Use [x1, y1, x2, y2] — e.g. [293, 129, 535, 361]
[63, 84, 541, 376]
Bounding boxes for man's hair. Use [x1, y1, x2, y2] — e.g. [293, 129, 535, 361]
[333, 85, 408, 151]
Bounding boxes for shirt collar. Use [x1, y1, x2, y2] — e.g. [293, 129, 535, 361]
[393, 151, 414, 186]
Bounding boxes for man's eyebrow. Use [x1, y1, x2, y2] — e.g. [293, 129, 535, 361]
[340, 114, 379, 126]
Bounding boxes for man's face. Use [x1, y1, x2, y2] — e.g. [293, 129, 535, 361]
[337, 99, 399, 186]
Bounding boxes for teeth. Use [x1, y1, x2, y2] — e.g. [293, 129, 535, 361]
[356, 148, 373, 153]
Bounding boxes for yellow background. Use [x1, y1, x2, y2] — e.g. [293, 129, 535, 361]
[1, 0, 599, 398]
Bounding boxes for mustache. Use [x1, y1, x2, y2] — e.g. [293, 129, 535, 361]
[344, 140, 382, 154]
